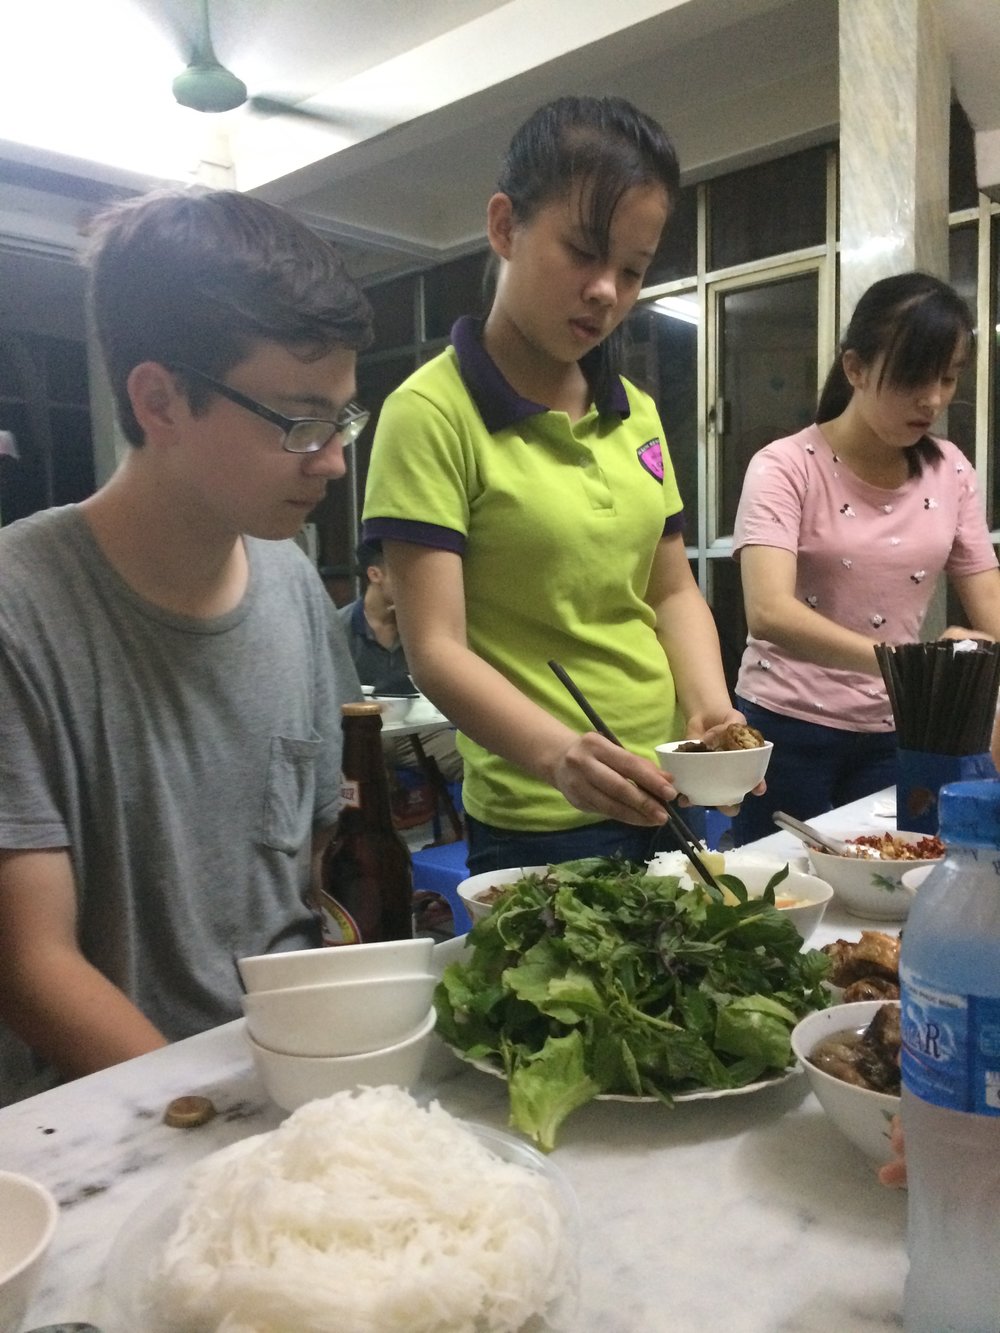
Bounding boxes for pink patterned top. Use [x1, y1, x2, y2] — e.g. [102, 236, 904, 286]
[733, 424, 998, 732]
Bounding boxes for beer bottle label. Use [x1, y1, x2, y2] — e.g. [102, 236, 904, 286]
[340, 778, 361, 809]
[317, 891, 362, 946]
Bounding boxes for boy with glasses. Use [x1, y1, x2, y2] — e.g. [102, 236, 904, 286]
[0, 188, 372, 1103]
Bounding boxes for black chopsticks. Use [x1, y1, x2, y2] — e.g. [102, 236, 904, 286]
[875, 641, 1000, 754]
[547, 659, 725, 899]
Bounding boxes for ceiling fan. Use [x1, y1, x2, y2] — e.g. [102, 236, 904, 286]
[171, 0, 360, 127]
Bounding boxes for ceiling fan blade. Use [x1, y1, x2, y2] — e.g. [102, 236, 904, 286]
[247, 95, 379, 134]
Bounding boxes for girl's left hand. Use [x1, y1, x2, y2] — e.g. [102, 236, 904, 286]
[685, 708, 767, 811]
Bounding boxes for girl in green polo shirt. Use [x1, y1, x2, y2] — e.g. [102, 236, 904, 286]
[363, 95, 756, 873]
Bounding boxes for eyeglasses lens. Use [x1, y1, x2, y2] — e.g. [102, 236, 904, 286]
[285, 406, 369, 454]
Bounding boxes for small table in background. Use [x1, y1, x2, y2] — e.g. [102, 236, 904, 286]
[381, 712, 464, 842]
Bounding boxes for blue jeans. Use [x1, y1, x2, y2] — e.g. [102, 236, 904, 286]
[464, 811, 704, 875]
[731, 698, 897, 846]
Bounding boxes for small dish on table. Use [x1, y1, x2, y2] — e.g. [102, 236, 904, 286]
[805, 830, 944, 921]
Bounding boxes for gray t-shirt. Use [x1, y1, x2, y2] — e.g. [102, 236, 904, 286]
[0, 506, 360, 1102]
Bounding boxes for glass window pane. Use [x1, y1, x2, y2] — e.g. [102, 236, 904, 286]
[313, 353, 416, 584]
[717, 273, 819, 535]
[44, 337, 89, 405]
[49, 406, 94, 504]
[365, 275, 417, 348]
[708, 557, 747, 699]
[950, 100, 980, 213]
[948, 222, 978, 466]
[622, 297, 699, 524]
[645, 184, 697, 287]
[709, 146, 828, 270]
[423, 250, 489, 339]
[0, 401, 46, 523]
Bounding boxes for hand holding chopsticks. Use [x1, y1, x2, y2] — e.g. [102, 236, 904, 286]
[547, 659, 726, 899]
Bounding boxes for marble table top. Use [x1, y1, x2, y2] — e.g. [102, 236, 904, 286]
[2, 791, 907, 1333]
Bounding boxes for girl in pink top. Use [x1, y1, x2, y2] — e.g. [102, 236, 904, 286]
[732, 272, 1000, 844]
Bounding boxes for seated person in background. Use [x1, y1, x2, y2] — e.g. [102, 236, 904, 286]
[337, 538, 464, 787]
[0, 187, 371, 1105]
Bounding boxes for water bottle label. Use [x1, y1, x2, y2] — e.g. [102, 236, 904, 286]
[901, 966, 1000, 1115]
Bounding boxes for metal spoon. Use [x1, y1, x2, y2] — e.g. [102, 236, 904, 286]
[772, 810, 851, 857]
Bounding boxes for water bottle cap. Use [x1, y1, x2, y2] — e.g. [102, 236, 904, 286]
[938, 779, 1000, 846]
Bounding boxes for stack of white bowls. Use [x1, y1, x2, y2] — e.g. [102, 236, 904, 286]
[238, 938, 438, 1111]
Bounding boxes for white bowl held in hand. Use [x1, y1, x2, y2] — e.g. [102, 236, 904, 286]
[0, 1170, 59, 1333]
[237, 937, 434, 994]
[806, 831, 944, 921]
[790, 1001, 900, 1164]
[654, 739, 773, 807]
[247, 1007, 436, 1111]
[242, 972, 438, 1057]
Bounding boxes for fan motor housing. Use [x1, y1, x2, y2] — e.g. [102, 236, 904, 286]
[173, 63, 248, 114]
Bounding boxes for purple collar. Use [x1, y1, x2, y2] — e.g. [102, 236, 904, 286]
[450, 316, 630, 434]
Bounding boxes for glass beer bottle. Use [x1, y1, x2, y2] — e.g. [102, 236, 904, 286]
[316, 702, 414, 944]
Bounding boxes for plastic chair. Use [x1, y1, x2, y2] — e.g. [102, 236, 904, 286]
[410, 838, 471, 934]
[704, 808, 733, 850]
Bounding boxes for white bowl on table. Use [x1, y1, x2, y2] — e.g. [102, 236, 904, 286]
[654, 740, 773, 807]
[806, 831, 944, 921]
[237, 937, 434, 994]
[457, 855, 832, 944]
[247, 1007, 437, 1111]
[373, 694, 413, 725]
[790, 1000, 900, 1164]
[647, 852, 833, 943]
[901, 863, 938, 895]
[457, 865, 549, 926]
[405, 693, 444, 726]
[242, 972, 437, 1057]
[0, 1170, 59, 1333]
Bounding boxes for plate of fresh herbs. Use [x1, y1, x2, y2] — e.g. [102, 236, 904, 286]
[434, 857, 831, 1150]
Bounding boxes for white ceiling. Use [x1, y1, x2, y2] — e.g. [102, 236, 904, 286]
[1, 0, 999, 288]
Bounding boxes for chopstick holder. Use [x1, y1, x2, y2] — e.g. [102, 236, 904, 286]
[876, 640, 1000, 832]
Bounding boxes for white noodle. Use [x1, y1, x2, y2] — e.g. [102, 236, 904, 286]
[150, 1086, 574, 1333]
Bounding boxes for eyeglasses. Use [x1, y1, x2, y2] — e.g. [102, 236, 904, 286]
[169, 363, 370, 454]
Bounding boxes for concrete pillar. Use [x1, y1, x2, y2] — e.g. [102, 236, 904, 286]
[839, 0, 953, 637]
[838, 0, 951, 325]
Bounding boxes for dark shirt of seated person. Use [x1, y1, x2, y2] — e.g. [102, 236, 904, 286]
[336, 538, 464, 785]
[0, 188, 373, 1105]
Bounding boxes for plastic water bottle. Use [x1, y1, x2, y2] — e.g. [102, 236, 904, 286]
[900, 778, 1000, 1332]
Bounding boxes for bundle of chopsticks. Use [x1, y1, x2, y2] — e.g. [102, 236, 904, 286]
[875, 640, 1000, 755]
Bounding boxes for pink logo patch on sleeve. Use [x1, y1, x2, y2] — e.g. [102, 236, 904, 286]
[637, 438, 664, 481]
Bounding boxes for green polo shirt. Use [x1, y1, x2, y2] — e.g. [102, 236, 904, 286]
[363, 317, 686, 832]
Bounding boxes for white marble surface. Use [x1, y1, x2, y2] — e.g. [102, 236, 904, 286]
[2, 792, 907, 1333]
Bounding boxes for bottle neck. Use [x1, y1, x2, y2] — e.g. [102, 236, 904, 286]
[342, 715, 388, 781]
[340, 715, 395, 828]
